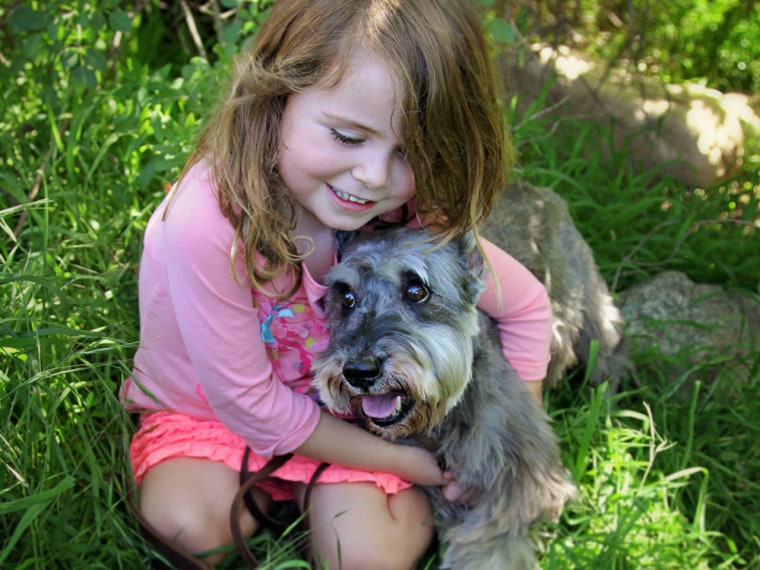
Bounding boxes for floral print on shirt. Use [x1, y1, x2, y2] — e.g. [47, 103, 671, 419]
[255, 290, 328, 394]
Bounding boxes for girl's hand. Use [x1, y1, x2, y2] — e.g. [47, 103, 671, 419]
[392, 444, 447, 487]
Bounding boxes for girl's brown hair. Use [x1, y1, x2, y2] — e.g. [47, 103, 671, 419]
[184, 0, 511, 295]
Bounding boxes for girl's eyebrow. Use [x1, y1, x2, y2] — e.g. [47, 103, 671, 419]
[322, 111, 382, 136]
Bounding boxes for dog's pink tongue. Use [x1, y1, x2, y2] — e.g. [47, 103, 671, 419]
[361, 394, 399, 419]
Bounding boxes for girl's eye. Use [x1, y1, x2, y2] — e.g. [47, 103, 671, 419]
[330, 129, 363, 146]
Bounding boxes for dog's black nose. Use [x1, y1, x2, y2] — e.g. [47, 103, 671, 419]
[343, 357, 381, 390]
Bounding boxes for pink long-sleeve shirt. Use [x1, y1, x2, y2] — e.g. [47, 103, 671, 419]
[121, 162, 551, 459]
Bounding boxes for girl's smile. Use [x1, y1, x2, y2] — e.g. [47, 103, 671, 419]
[329, 184, 376, 212]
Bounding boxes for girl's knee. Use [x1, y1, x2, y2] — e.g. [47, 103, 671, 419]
[139, 491, 231, 561]
[136, 458, 263, 563]
[307, 485, 434, 570]
[329, 528, 434, 570]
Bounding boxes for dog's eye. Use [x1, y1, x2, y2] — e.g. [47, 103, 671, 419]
[341, 290, 357, 308]
[333, 282, 357, 309]
[405, 281, 430, 303]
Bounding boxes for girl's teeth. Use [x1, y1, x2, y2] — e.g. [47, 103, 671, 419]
[335, 189, 369, 205]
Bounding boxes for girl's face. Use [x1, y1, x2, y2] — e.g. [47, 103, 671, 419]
[277, 47, 416, 233]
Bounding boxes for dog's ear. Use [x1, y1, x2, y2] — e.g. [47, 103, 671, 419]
[458, 231, 485, 277]
[458, 231, 487, 302]
[336, 230, 361, 261]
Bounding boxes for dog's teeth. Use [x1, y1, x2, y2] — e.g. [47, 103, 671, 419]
[394, 394, 402, 413]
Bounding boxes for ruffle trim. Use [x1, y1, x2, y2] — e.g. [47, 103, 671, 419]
[130, 411, 411, 501]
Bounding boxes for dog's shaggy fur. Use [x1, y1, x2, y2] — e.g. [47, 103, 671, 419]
[313, 228, 577, 569]
[480, 180, 630, 389]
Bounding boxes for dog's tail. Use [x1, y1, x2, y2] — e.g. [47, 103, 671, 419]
[578, 298, 633, 390]
[545, 274, 632, 392]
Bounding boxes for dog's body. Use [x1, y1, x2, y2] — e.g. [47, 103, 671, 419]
[481, 180, 629, 388]
[423, 311, 577, 568]
[313, 228, 577, 569]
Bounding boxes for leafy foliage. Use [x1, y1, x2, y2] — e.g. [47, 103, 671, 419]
[499, 0, 760, 94]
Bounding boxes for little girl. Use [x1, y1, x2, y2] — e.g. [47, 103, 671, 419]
[122, 0, 552, 568]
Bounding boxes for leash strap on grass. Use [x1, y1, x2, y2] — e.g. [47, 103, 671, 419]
[232, 449, 330, 569]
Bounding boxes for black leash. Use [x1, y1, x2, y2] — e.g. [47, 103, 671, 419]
[237, 450, 295, 534]
[231, 449, 330, 568]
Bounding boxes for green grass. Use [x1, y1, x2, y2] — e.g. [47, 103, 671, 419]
[2, 2, 759, 569]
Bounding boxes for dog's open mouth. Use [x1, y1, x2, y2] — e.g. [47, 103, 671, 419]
[360, 392, 412, 427]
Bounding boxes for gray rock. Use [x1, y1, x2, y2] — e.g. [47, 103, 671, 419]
[618, 270, 760, 391]
[498, 44, 760, 188]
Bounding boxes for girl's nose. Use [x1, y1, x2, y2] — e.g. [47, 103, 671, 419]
[352, 151, 391, 189]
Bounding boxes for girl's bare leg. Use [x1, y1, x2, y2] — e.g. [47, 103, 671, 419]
[138, 457, 272, 567]
[296, 482, 435, 570]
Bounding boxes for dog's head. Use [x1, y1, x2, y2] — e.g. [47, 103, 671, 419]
[312, 228, 485, 440]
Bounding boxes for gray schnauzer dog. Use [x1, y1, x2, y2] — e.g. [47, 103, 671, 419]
[312, 227, 578, 569]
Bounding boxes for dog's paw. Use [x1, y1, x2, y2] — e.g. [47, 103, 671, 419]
[541, 468, 578, 522]
[441, 478, 482, 506]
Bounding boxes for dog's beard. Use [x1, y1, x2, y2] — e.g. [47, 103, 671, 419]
[312, 322, 476, 441]
[313, 353, 440, 440]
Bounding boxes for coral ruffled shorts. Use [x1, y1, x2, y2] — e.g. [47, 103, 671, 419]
[129, 411, 412, 501]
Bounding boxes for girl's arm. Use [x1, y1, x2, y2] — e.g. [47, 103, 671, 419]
[476, 238, 553, 403]
[296, 413, 447, 486]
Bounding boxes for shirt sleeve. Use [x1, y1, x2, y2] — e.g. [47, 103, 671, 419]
[161, 169, 321, 458]
[475, 238, 553, 382]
